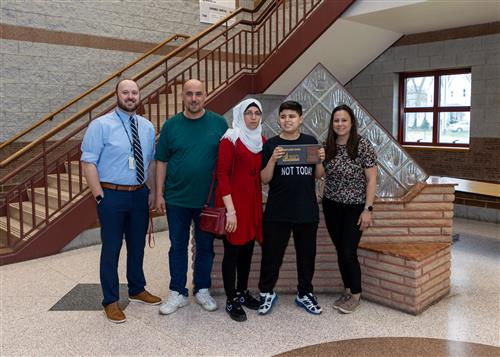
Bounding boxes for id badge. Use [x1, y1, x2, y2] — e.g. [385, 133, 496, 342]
[128, 156, 136, 170]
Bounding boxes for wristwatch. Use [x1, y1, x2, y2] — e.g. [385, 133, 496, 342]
[364, 205, 373, 212]
[95, 194, 103, 204]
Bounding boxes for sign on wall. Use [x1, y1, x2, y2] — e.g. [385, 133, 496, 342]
[200, 0, 236, 24]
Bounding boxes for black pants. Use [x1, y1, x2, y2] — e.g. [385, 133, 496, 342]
[258, 221, 318, 296]
[322, 198, 364, 294]
[222, 238, 255, 298]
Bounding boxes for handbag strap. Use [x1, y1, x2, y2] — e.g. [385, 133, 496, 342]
[204, 141, 236, 206]
[147, 210, 155, 248]
[204, 171, 217, 207]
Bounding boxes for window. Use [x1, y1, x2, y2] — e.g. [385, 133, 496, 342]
[399, 68, 471, 147]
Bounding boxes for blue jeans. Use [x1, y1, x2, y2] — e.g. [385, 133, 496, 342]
[97, 187, 149, 306]
[166, 204, 215, 296]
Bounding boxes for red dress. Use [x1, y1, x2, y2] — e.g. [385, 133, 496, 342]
[215, 137, 265, 245]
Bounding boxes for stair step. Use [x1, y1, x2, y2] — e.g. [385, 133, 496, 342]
[66, 161, 83, 175]
[8, 202, 54, 226]
[143, 94, 181, 117]
[144, 116, 169, 130]
[0, 216, 37, 242]
[47, 174, 87, 192]
[142, 102, 178, 116]
[1, 161, 89, 247]
[0, 246, 15, 255]
[144, 78, 215, 109]
[28, 187, 70, 210]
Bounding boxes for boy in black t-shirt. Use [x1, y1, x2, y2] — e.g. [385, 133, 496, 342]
[258, 101, 325, 315]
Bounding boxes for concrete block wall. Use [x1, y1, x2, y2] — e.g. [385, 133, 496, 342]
[345, 33, 500, 182]
[0, 43, 164, 140]
[1, 0, 205, 44]
[346, 33, 500, 138]
[0, 0, 209, 141]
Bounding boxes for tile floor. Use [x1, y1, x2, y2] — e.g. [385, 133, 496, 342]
[1, 217, 499, 356]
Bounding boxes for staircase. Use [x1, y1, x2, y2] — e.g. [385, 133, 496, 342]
[0, 0, 355, 264]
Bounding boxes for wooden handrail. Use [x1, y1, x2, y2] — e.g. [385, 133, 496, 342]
[0, 33, 189, 150]
[1, 0, 348, 254]
[1, 121, 90, 184]
[114, 0, 273, 88]
[0, 93, 117, 168]
[0, 0, 274, 168]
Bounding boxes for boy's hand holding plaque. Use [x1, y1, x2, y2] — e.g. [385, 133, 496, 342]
[277, 144, 322, 165]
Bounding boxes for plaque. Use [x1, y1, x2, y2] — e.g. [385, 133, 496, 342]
[277, 144, 322, 165]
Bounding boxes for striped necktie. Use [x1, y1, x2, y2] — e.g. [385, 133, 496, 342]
[129, 116, 145, 184]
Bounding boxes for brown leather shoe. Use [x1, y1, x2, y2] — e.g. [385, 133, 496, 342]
[103, 302, 126, 323]
[129, 290, 162, 305]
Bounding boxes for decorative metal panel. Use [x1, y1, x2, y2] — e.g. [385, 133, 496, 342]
[262, 63, 428, 198]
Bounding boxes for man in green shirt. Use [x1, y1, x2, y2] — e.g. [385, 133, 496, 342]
[155, 79, 228, 315]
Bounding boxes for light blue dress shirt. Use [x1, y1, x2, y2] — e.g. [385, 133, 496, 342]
[81, 107, 155, 185]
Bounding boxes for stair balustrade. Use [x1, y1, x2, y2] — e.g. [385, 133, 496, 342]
[0, 0, 353, 260]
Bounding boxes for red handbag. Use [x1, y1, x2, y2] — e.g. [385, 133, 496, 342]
[199, 168, 227, 237]
[200, 206, 226, 236]
[200, 145, 236, 237]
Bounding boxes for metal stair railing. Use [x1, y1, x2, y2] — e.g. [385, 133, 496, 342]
[0, 0, 328, 251]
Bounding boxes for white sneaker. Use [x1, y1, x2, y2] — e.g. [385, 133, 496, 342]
[258, 292, 278, 315]
[195, 288, 218, 312]
[159, 291, 189, 315]
[295, 293, 322, 315]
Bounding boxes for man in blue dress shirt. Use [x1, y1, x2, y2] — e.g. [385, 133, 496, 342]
[81, 79, 161, 323]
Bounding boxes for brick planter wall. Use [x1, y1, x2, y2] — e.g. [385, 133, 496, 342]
[364, 184, 454, 244]
[358, 243, 451, 315]
[209, 180, 455, 314]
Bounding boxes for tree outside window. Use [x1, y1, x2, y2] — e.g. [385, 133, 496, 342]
[399, 69, 471, 146]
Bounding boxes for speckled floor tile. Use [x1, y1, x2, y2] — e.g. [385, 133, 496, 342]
[1, 218, 498, 356]
[44, 244, 102, 282]
[453, 217, 500, 239]
[1, 259, 76, 298]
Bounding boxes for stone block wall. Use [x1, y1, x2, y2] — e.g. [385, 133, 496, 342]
[1, 0, 205, 44]
[0, 42, 165, 140]
[345, 32, 500, 182]
[0, 0, 209, 141]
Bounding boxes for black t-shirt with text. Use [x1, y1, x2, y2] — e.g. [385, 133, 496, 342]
[261, 133, 319, 223]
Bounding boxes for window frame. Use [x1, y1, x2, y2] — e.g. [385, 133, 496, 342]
[398, 68, 471, 147]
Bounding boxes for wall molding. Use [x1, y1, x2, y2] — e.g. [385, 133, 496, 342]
[0, 23, 171, 54]
[394, 22, 500, 47]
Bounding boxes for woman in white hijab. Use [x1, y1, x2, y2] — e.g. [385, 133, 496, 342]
[215, 98, 265, 322]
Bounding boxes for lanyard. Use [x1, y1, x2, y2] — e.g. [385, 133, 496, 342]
[115, 109, 137, 151]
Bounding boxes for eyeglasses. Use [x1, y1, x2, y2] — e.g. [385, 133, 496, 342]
[243, 111, 262, 117]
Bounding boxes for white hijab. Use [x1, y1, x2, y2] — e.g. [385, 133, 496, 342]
[221, 98, 263, 153]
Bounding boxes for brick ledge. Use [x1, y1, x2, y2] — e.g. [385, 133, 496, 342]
[359, 242, 450, 262]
